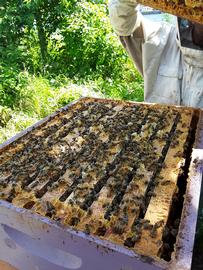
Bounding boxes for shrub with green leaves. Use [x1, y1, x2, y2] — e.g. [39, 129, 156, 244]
[0, 0, 144, 143]
[48, 0, 128, 78]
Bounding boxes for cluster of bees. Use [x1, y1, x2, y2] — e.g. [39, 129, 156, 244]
[0, 98, 193, 259]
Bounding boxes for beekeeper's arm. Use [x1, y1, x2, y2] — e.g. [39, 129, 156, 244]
[108, 0, 166, 76]
[108, 0, 142, 37]
[108, 0, 145, 74]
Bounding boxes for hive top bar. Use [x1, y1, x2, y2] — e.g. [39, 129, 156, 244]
[137, 0, 203, 24]
[0, 98, 199, 261]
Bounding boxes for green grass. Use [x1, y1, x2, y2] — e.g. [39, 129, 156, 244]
[0, 110, 38, 143]
[0, 66, 144, 144]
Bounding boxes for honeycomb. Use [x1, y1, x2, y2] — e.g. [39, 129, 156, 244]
[0, 98, 198, 260]
[137, 0, 203, 24]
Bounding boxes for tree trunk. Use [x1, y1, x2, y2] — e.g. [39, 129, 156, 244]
[34, 9, 48, 72]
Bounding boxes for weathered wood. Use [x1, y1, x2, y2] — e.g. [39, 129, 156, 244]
[137, 0, 203, 24]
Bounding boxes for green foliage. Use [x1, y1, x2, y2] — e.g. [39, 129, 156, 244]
[0, 64, 28, 108]
[18, 73, 55, 117]
[0, 111, 38, 143]
[96, 60, 144, 101]
[1, 0, 128, 76]
[0, 106, 12, 127]
[47, 0, 127, 77]
[0, 0, 144, 144]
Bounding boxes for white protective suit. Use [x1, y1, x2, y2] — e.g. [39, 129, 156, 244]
[108, 0, 203, 108]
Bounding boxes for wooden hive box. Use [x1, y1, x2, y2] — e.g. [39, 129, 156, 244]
[0, 98, 203, 270]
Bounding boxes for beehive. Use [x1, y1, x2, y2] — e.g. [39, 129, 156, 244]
[137, 0, 203, 24]
[0, 98, 201, 263]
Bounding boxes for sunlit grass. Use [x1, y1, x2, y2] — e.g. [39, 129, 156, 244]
[0, 59, 144, 144]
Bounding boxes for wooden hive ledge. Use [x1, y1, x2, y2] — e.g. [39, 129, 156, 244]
[137, 0, 203, 24]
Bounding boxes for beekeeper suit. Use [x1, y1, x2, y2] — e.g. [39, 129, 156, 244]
[108, 0, 203, 108]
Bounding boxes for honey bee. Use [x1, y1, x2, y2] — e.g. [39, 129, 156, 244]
[170, 140, 179, 148]
[174, 151, 183, 158]
[84, 224, 90, 235]
[161, 180, 171, 186]
[132, 223, 142, 234]
[154, 220, 164, 229]
[131, 207, 139, 214]
[112, 222, 125, 235]
[87, 208, 92, 216]
[147, 191, 157, 197]
[6, 189, 15, 203]
[44, 201, 56, 216]
[150, 227, 157, 238]
[96, 225, 106, 236]
[70, 216, 80, 226]
[124, 234, 141, 248]
[102, 202, 110, 209]
[143, 223, 153, 230]
[23, 201, 35, 209]
[0, 182, 7, 188]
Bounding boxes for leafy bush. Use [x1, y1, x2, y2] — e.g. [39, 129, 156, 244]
[0, 0, 144, 143]
[48, 0, 128, 78]
[0, 106, 13, 127]
[0, 63, 28, 108]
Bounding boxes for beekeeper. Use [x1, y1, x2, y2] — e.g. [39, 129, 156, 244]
[108, 0, 203, 108]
